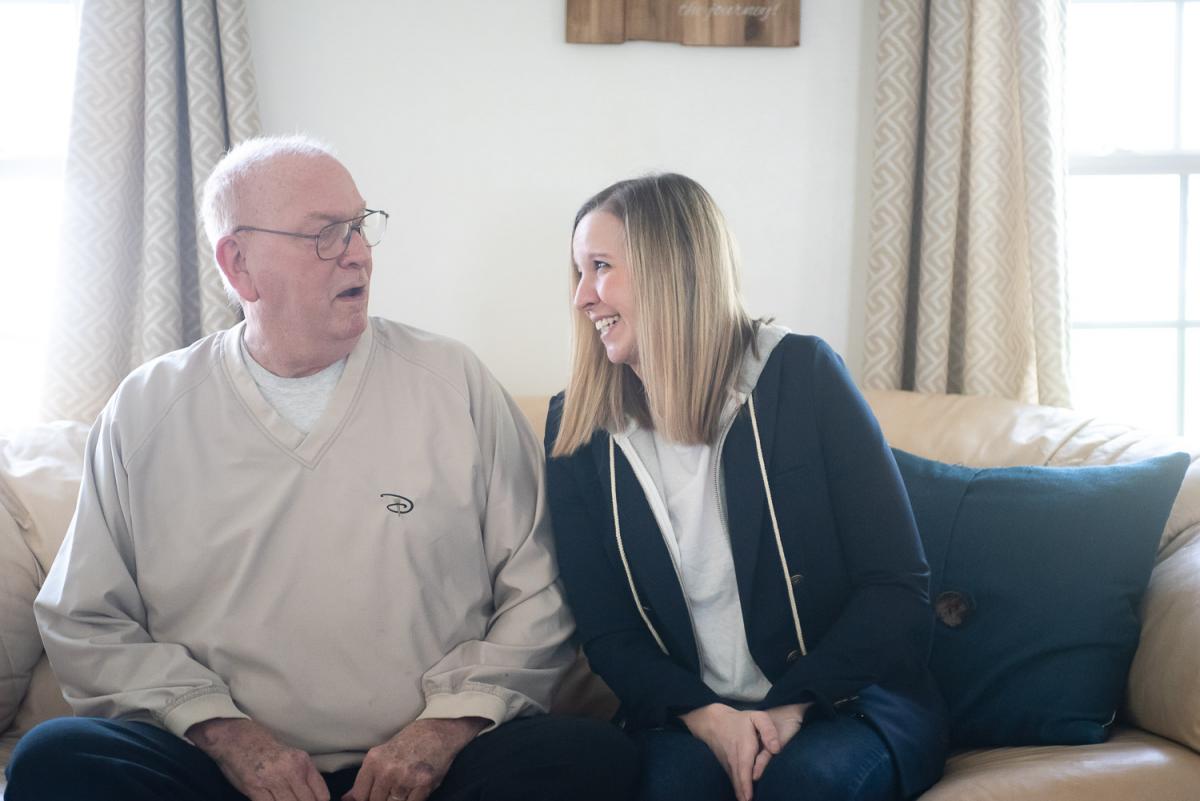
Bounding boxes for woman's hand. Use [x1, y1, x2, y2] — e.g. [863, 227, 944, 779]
[679, 703, 780, 801]
[751, 702, 813, 777]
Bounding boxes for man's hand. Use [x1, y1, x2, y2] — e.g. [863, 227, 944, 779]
[187, 717, 329, 801]
[342, 717, 489, 801]
[680, 703, 778, 801]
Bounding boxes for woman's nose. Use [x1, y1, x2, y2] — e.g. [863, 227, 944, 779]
[573, 273, 597, 309]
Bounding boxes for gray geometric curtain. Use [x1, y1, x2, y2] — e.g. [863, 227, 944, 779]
[43, 0, 259, 423]
[862, 0, 1071, 408]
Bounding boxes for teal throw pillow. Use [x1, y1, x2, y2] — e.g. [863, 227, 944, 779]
[892, 449, 1190, 747]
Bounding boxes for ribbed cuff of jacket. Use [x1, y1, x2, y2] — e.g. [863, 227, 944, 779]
[761, 685, 835, 718]
[161, 689, 249, 739]
[417, 690, 508, 734]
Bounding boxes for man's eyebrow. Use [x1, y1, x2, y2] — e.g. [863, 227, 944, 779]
[303, 206, 367, 223]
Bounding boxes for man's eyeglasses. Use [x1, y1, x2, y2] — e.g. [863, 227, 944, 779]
[233, 209, 389, 261]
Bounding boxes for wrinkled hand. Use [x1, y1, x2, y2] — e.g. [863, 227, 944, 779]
[680, 704, 779, 801]
[187, 718, 329, 801]
[342, 717, 489, 801]
[750, 702, 812, 778]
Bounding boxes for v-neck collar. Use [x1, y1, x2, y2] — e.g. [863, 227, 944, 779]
[220, 320, 375, 467]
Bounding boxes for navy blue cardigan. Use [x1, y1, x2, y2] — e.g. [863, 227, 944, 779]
[545, 335, 947, 798]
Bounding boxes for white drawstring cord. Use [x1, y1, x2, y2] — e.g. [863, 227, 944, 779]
[607, 394, 807, 660]
[610, 436, 669, 654]
[747, 394, 807, 657]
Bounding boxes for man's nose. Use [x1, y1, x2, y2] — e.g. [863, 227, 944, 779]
[338, 228, 370, 267]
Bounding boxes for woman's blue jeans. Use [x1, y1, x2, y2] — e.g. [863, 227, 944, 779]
[636, 710, 900, 801]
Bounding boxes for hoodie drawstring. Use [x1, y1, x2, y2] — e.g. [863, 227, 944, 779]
[608, 393, 807, 660]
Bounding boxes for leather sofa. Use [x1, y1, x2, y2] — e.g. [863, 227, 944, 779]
[1, 390, 1197, 799]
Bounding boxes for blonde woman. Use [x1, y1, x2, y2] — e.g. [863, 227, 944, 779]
[544, 174, 947, 801]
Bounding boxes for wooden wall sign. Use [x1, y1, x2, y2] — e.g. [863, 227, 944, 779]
[567, 0, 799, 47]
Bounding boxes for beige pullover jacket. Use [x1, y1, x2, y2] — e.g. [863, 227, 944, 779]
[35, 319, 573, 771]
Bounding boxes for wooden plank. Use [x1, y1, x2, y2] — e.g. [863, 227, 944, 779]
[678, 1, 711, 45]
[760, 0, 801, 46]
[681, 1, 800, 47]
[626, 0, 682, 43]
[567, 1, 799, 47]
[566, 0, 626, 44]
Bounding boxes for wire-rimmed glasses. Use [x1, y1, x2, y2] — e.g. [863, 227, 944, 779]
[233, 209, 389, 261]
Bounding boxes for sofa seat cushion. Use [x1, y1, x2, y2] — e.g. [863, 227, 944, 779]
[918, 727, 1200, 801]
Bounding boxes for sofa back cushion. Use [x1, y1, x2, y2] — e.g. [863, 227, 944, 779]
[0, 421, 91, 573]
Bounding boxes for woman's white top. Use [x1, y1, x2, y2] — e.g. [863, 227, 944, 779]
[619, 420, 772, 703]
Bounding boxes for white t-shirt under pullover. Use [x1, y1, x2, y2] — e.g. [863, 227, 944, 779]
[239, 330, 346, 434]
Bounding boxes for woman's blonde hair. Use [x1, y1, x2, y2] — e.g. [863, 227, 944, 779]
[552, 173, 758, 457]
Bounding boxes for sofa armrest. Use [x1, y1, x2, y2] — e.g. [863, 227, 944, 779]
[0, 506, 44, 732]
[0, 420, 90, 741]
[1126, 529, 1200, 753]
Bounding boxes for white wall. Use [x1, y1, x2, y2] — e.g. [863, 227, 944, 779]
[246, 0, 878, 395]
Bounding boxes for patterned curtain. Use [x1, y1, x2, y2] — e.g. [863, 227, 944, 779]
[43, 0, 259, 423]
[861, 0, 1071, 407]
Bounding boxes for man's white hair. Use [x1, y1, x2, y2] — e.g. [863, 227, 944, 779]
[201, 134, 337, 304]
[201, 133, 337, 248]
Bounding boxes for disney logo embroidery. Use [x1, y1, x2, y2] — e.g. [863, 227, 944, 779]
[380, 493, 414, 515]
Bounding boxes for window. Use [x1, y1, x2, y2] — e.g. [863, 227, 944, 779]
[1066, 0, 1200, 439]
[0, 0, 79, 433]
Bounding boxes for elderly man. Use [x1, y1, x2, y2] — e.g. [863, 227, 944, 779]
[6, 136, 636, 801]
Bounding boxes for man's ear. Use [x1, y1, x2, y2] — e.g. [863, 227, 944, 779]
[215, 234, 259, 304]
